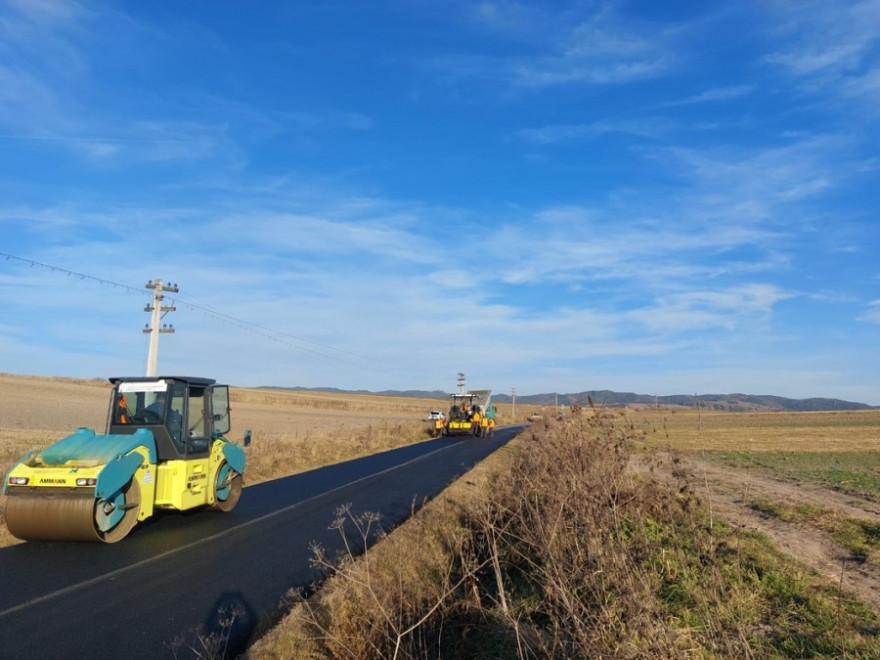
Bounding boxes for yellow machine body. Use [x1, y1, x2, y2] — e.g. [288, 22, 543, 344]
[153, 441, 230, 511]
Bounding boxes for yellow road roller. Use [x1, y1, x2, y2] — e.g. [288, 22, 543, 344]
[3, 376, 251, 543]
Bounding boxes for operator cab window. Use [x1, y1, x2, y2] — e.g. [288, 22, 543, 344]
[187, 387, 210, 454]
[114, 381, 170, 426]
[168, 383, 187, 452]
[143, 391, 167, 423]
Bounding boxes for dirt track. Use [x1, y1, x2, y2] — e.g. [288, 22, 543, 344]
[639, 451, 880, 612]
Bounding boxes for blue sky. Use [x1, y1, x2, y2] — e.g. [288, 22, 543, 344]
[1, 1, 879, 404]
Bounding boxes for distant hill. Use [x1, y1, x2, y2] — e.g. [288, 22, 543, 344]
[490, 391, 875, 412]
[260, 385, 448, 400]
[260, 386, 874, 412]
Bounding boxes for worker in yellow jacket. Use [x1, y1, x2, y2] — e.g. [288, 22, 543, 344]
[471, 408, 482, 436]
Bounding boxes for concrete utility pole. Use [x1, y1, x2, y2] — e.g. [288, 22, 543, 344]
[143, 278, 178, 377]
[511, 386, 516, 420]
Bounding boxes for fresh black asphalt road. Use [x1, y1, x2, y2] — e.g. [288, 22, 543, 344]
[0, 426, 522, 658]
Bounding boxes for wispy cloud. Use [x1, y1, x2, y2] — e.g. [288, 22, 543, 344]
[844, 66, 880, 104]
[859, 300, 880, 324]
[0, 1, 368, 166]
[766, 0, 880, 76]
[0, 65, 73, 134]
[764, 0, 880, 110]
[486, 203, 784, 292]
[658, 84, 756, 107]
[651, 137, 842, 207]
[513, 56, 671, 87]
[627, 284, 792, 333]
[5, 0, 82, 23]
[510, 8, 678, 88]
[518, 116, 676, 144]
[431, 2, 683, 90]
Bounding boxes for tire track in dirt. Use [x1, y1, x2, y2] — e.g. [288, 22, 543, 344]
[633, 451, 880, 612]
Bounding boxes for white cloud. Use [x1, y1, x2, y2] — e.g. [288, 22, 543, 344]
[0, 64, 76, 135]
[514, 56, 671, 87]
[844, 66, 880, 104]
[658, 85, 756, 107]
[764, 0, 880, 114]
[651, 136, 843, 207]
[483, 200, 785, 291]
[766, 0, 880, 76]
[628, 284, 792, 333]
[859, 300, 880, 324]
[518, 116, 676, 144]
[429, 2, 683, 91]
[6, 0, 81, 23]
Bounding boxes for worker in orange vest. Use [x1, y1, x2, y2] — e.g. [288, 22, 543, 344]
[117, 394, 130, 424]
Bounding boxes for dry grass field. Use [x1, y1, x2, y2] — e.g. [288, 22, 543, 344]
[631, 406, 880, 453]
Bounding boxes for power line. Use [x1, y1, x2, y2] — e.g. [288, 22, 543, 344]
[0, 251, 145, 295]
[169, 294, 409, 376]
[0, 251, 430, 380]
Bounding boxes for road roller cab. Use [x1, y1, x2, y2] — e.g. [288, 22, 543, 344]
[3, 376, 251, 543]
[108, 376, 229, 460]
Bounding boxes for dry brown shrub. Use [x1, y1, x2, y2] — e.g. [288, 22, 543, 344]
[458, 410, 683, 658]
[261, 502, 469, 660]
[256, 411, 667, 658]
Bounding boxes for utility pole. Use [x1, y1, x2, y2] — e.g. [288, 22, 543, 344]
[457, 372, 466, 394]
[143, 278, 178, 377]
[511, 387, 516, 420]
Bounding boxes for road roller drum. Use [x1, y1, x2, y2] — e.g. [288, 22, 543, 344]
[5, 489, 102, 542]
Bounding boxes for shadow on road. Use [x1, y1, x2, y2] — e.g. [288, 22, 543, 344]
[166, 591, 257, 659]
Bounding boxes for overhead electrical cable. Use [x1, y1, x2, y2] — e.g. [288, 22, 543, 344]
[0, 251, 436, 381]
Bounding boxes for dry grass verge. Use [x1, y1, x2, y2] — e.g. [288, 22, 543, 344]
[250, 409, 880, 659]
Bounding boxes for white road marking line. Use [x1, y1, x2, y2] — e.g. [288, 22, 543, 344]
[0, 439, 466, 618]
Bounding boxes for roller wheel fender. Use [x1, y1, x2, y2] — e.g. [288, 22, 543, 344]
[96, 477, 141, 543]
[211, 461, 242, 512]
